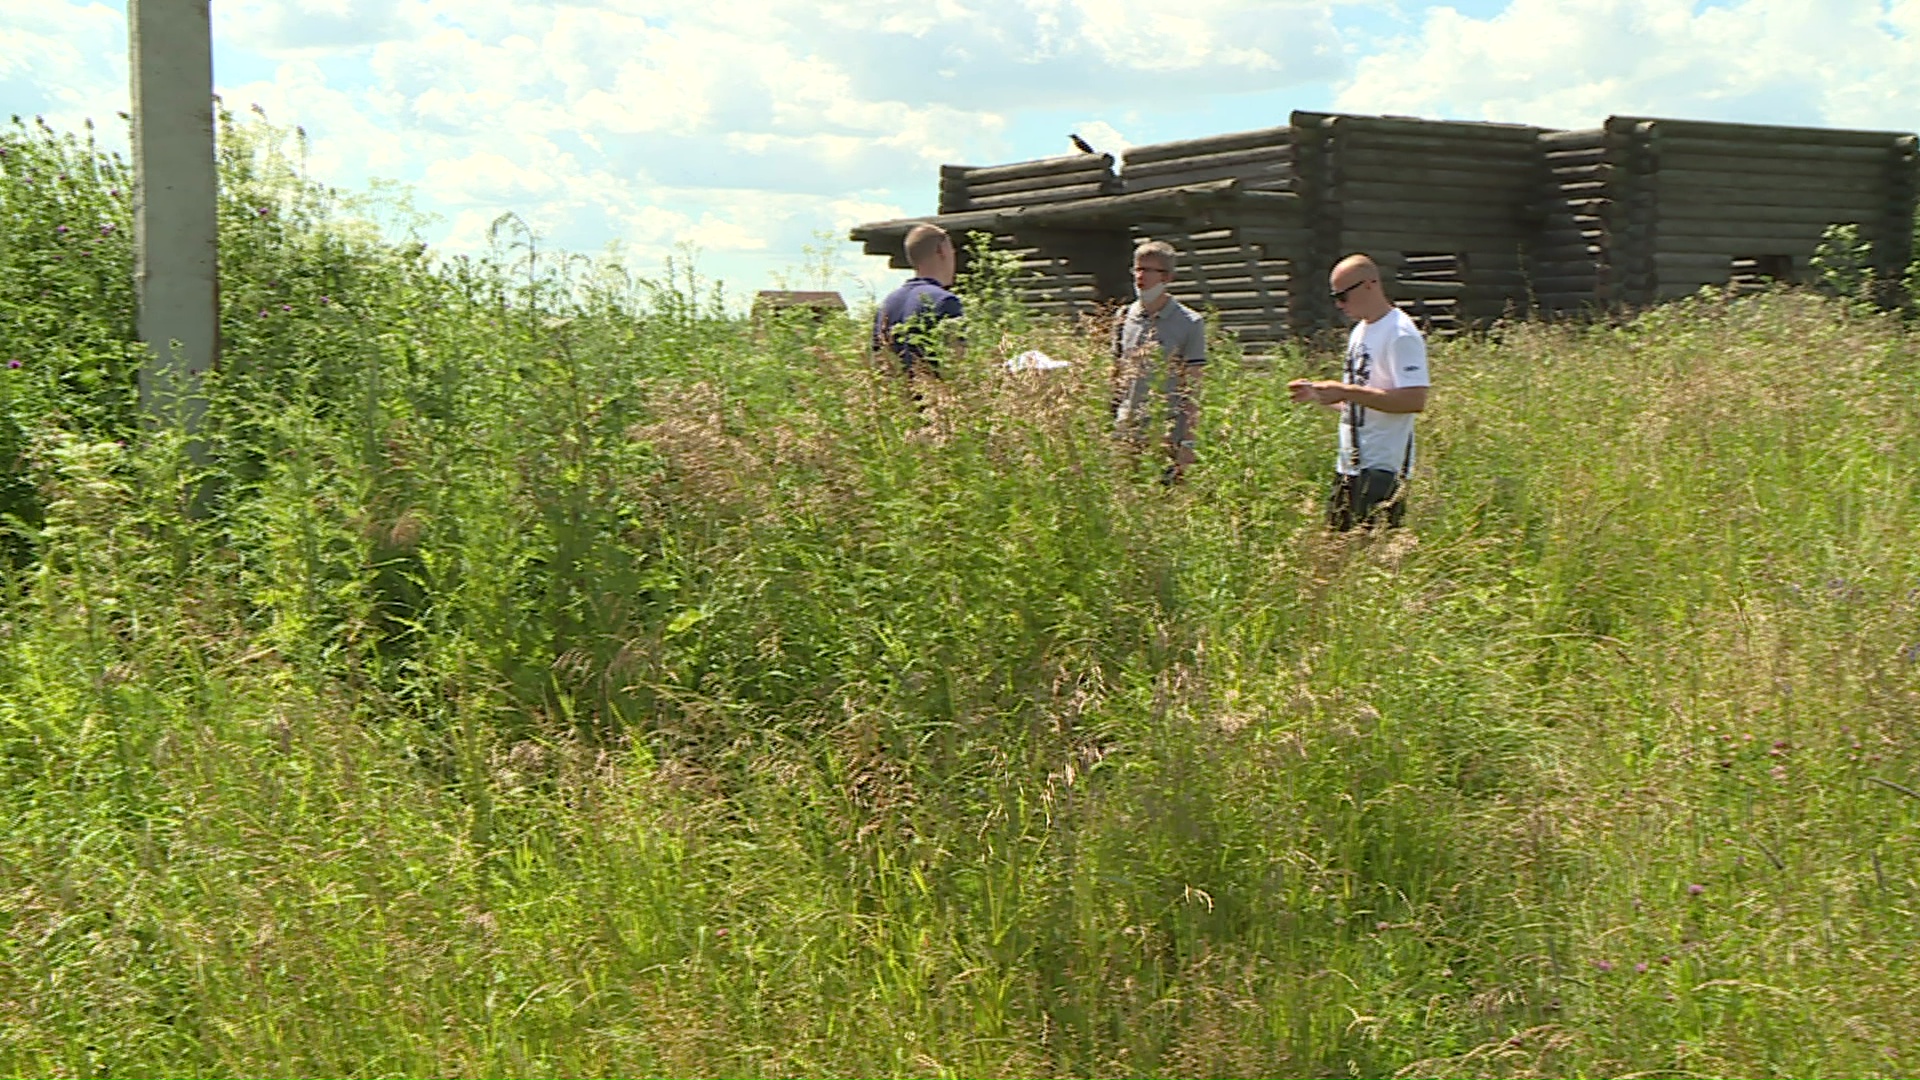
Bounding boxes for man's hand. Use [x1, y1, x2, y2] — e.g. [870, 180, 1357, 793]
[1289, 379, 1426, 414]
[1288, 379, 1343, 407]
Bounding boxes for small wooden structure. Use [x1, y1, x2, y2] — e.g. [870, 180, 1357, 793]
[852, 111, 1920, 352]
[1534, 117, 1919, 306]
[752, 290, 847, 318]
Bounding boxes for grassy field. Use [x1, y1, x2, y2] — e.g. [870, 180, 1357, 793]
[5, 115, 1920, 1077]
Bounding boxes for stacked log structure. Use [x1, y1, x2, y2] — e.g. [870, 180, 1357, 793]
[1575, 117, 1920, 304]
[933, 153, 1125, 316]
[1297, 111, 1547, 335]
[851, 111, 1920, 349]
[1529, 128, 1610, 312]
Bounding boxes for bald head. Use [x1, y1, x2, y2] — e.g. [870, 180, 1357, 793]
[1332, 254, 1377, 280]
[1329, 253, 1390, 322]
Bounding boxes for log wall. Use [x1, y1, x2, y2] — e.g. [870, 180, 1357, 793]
[1291, 111, 1547, 335]
[1531, 117, 1920, 310]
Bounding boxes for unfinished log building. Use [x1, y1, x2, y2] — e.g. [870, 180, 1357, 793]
[850, 111, 1919, 352]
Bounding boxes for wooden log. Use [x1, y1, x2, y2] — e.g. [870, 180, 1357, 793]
[963, 167, 1116, 199]
[1651, 151, 1889, 180]
[955, 152, 1116, 185]
[1121, 144, 1293, 177]
[1650, 227, 1830, 251]
[1656, 203, 1879, 228]
[1526, 273, 1602, 292]
[1545, 150, 1607, 170]
[1333, 154, 1540, 183]
[1652, 252, 1742, 271]
[1655, 179, 1887, 209]
[1644, 117, 1912, 148]
[1330, 114, 1541, 142]
[1126, 163, 1294, 193]
[1339, 228, 1530, 253]
[1337, 209, 1529, 235]
[964, 181, 1118, 211]
[1323, 161, 1538, 191]
[1541, 128, 1607, 148]
[1235, 227, 1314, 252]
[1660, 139, 1901, 168]
[1123, 125, 1294, 166]
[1330, 134, 1539, 160]
[1330, 180, 1537, 207]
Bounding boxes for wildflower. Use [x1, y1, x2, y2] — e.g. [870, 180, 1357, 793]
[319, 296, 331, 305]
[55, 224, 69, 235]
[255, 206, 270, 217]
[1594, 959, 1614, 973]
[1688, 883, 1705, 895]
[99, 223, 114, 235]
[281, 303, 292, 312]
[258, 309, 269, 318]
[6, 359, 20, 369]
[109, 188, 119, 197]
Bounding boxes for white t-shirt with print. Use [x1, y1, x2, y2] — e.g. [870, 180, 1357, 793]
[1336, 306, 1429, 476]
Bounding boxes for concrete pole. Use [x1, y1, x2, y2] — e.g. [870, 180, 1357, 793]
[130, 0, 219, 429]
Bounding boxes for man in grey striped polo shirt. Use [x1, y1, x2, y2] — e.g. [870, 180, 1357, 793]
[1113, 240, 1207, 481]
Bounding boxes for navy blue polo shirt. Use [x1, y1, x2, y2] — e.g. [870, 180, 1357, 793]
[874, 276, 963, 374]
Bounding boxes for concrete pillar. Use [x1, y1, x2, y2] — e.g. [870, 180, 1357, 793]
[130, 0, 219, 428]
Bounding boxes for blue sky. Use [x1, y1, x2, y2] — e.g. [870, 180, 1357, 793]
[4, 1, 1915, 305]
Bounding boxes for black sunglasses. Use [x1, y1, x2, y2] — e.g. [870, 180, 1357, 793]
[1329, 279, 1373, 303]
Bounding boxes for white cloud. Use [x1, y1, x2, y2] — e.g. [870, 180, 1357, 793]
[8, 0, 1347, 303]
[1335, 0, 1920, 132]
[0, 1, 127, 136]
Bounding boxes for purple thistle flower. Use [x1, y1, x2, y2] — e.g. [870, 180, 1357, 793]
[1687, 883, 1705, 896]
[1594, 959, 1614, 973]
[255, 206, 270, 217]
[55, 224, 69, 235]
[99, 223, 114, 235]
[258, 309, 270, 318]
[108, 188, 119, 197]
[318, 296, 331, 305]
[6, 359, 21, 370]
[1634, 961, 1649, 974]
[281, 303, 292, 312]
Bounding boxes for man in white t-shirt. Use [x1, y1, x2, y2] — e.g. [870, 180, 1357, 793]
[1288, 254, 1430, 530]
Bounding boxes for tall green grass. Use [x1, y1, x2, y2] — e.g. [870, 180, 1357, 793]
[4, 116, 1920, 1077]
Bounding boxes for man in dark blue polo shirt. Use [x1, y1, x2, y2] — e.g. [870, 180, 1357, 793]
[873, 224, 963, 378]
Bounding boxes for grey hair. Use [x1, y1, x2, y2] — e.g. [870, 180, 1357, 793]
[1133, 239, 1177, 274]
